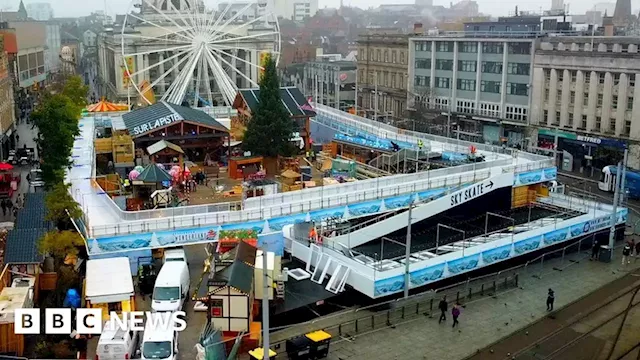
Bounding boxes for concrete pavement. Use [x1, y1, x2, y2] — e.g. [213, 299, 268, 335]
[251, 243, 639, 360]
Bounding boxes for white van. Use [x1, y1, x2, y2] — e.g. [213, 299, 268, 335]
[138, 322, 179, 360]
[152, 261, 190, 312]
[163, 248, 186, 263]
[95, 326, 139, 360]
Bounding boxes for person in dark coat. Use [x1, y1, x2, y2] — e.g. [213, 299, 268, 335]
[591, 238, 601, 260]
[451, 303, 461, 328]
[546, 288, 555, 311]
[438, 297, 448, 324]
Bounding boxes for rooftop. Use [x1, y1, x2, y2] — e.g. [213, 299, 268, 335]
[85, 257, 134, 300]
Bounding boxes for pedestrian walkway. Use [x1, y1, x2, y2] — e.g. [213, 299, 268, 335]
[258, 244, 640, 360]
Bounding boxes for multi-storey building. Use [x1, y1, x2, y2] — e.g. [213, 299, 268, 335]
[0, 33, 15, 159]
[357, 34, 409, 121]
[530, 36, 640, 170]
[408, 34, 535, 145]
[303, 59, 356, 111]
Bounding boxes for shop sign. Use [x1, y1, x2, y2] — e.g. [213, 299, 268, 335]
[576, 135, 601, 144]
[132, 113, 183, 135]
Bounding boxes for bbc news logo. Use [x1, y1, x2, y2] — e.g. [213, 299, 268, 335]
[14, 309, 187, 334]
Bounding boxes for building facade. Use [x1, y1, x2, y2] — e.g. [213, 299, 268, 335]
[408, 35, 535, 145]
[0, 34, 16, 160]
[357, 34, 409, 121]
[530, 36, 640, 170]
[7, 21, 47, 89]
[303, 60, 356, 111]
[45, 22, 61, 73]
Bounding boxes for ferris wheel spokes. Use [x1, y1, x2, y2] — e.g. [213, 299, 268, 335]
[125, 12, 194, 43]
[142, 0, 196, 38]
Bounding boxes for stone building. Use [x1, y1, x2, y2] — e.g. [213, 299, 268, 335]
[356, 34, 409, 121]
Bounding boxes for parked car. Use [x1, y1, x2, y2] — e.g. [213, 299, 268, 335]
[27, 169, 45, 192]
[138, 322, 179, 360]
[96, 325, 140, 360]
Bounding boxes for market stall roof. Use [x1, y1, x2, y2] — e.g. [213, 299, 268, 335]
[87, 99, 129, 113]
[281, 169, 301, 178]
[234, 240, 257, 266]
[136, 163, 173, 183]
[4, 228, 47, 264]
[122, 101, 228, 137]
[147, 140, 184, 155]
[85, 257, 134, 303]
[208, 259, 254, 295]
[234, 86, 315, 117]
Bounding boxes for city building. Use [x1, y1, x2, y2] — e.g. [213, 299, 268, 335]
[25, 2, 53, 21]
[219, 0, 318, 22]
[303, 59, 356, 111]
[6, 20, 47, 89]
[408, 33, 536, 145]
[530, 36, 640, 170]
[356, 33, 409, 121]
[0, 32, 16, 159]
[44, 22, 61, 73]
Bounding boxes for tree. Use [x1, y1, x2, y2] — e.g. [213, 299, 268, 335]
[61, 75, 89, 111]
[45, 183, 82, 229]
[31, 94, 80, 187]
[39, 230, 84, 260]
[405, 87, 438, 133]
[243, 54, 296, 158]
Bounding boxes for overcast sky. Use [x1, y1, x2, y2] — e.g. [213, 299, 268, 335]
[16, 0, 640, 20]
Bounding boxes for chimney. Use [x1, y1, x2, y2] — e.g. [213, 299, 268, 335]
[414, 22, 424, 34]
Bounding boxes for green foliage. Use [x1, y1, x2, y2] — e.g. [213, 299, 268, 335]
[31, 94, 80, 187]
[243, 54, 295, 158]
[38, 230, 84, 259]
[45, 183, 82, 224]
[61, 75, 89, 111]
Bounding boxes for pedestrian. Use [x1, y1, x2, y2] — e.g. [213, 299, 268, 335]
[15, 134, 19, 145]
[7, 199, 13, 216]
[451, 303, 461, 328]
[635, 240, 640, 258]
[590, 237, 600, 260]
[546, 288, 555, 311]
[622, 241, 632, 265]
[438, 297, 448, 324]
[1, 199, 6, 217]
[629, 239, 636, 258]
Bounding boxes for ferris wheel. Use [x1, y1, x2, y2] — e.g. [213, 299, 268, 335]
[121, 0, 281, 106]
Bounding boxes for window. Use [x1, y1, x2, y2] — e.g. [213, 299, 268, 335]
[369, 50, 374, 60]
[610, 118, 616, 132]
[557, 71, 563, 82]
[457, 79, 476, 91]
[545, 89, 549, 100]
[599, 73, 605, 84]
[571, 70, 577, 82]
[570, 91, 575, 104]
[581, 115, 587, 129]
[481, 80, 501, 93]
[211, 299, 223, 317]
[568, 113, 573, 126]
[481, 61, 502, 74]
[458, 60, 477, 72]
[545, 69, 551, 82]
[414, 75, 430, 87]
[555, 111, 561, 124]
[460, 42, 477, 53]
[400, 52, 405, 64]
[507, 82, 528, 96]
[505, 106, 528, 121]
[597, 94, 603, 106]
[505, 26, 511, 32]
[595, 116, 602, 130]
[456, 100, 475, 113]
[482, 42, 503, 54]
[628, 97, 634, 111]
[556, 91, 562, 103]
[415, 59, 431, 69]
[624, 120, 631, 136]
[508, 42, 531, 54]
[384, 50, 389, 62]
[376, 49, 381, 62]
[613, 73, 620, 85]
[437, 41, 454, 52]
[583, 93, 589, 106]
[392, 51, 397, 63]
[630, 74, 636, 87]
[435, 77, 450, 88]
[479, 103, 501, 117]
[612, 95, 618, 108]
[473, 25, 480, 31]
[415, 41, 431, 51]
[435, 59, 453, 70]
[507, 62, 530, 75]
[489, 26, 495, 32]
[391, 73, 396, 87]
[584, 72, 591, 84]
[544, 110, 549, 122]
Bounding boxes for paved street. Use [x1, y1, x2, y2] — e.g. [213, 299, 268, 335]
[257, 244, 640, 360]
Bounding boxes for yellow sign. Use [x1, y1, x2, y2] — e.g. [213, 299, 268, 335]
[122, 56, 135, 88]
[258, 52, 270, 80]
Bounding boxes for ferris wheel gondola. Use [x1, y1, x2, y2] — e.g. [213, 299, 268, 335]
[121, 0, 281, 107]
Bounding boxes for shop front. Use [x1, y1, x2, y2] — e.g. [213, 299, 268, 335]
[536, 128, 627, 175]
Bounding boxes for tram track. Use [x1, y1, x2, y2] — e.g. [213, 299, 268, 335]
[463, 267, 640, 360]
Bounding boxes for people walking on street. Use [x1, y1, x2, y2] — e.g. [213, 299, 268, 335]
[591, 238, 601, 260]
[546, 288, 555, 311]
[438, 297, 448, 324]
[1, 199, 6, 217]
[622, 242, 632, 265]
[6, 199, 14, 218]
[451, 303, 461, 328]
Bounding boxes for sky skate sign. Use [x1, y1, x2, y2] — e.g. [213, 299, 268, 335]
[449, 173, 513, 207]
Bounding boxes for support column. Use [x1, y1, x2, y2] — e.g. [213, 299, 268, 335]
[158, 53, 166, 93]
[474, 40, 482, 112]
[601, 72, 614, 132]
[615, 73, 628, 137]
[231, 50, 237, 87]
[586, 71, 598, 131]
[559, 69, 570, 127]
[629, 73, 640, 140]
[572, 70, 584, 130]
[136, 54, 144, 85]
[250, 50, 258, 86]
[547, 69, 558, 124]
[451, 41, 459, 111]
[500, 42, 508, 118]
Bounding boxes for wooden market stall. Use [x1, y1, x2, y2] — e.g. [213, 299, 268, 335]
[229, 156, 263, 180]
[84, 257, 135, 319]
